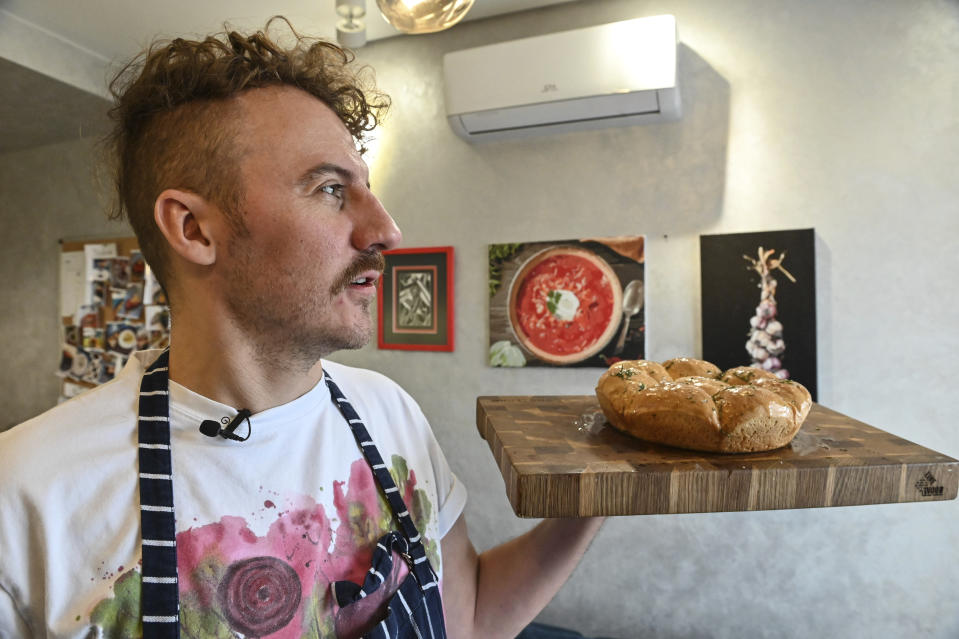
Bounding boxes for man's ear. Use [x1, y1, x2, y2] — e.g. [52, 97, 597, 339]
[154, 189, 218, 266]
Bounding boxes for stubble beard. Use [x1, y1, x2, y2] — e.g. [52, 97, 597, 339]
[224, 241, 382, 371]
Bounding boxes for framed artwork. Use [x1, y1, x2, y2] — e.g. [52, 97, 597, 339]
[377, 246, 454, 351]
[700, 228, 818, 400]
[488, 236, 645, 368]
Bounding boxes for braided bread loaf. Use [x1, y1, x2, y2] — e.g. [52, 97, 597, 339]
[595, 357, 812, 453]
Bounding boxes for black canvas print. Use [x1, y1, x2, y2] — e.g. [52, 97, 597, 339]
[700, 228, 817, 400]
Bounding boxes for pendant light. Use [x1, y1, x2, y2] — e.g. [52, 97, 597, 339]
[375, 0, 475, 34]
[336, 0, 367, 48]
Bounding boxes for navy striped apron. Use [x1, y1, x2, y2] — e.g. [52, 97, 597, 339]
[136, 350, 447, 638]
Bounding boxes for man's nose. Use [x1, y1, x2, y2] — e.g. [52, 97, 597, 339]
[353, 192, 402, 252]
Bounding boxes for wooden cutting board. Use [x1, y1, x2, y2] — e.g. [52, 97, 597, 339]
[476, 396, 958, 518]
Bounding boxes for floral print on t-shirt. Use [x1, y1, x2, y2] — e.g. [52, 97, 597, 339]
[88, 454, 437, 638]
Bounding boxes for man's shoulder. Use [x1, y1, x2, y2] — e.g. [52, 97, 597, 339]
[322, 360, 409, 397]
[0, 352, 150, 484]
[321, 360, 424, 417]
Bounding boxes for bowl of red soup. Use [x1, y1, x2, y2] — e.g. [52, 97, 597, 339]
[507, 246, 622, 365]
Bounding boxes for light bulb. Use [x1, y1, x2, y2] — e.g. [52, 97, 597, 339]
[376, 0, 475, 34]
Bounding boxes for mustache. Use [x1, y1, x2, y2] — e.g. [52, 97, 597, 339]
[331, 250, 386, 294]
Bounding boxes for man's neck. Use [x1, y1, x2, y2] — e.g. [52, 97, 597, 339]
[165, 317, 325, 414]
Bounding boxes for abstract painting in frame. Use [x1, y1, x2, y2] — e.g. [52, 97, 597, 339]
[378, 246, 454, 351]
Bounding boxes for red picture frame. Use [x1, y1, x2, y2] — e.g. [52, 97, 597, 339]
[377, 246, 454, 351]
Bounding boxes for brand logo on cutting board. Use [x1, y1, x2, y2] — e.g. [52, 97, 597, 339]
[915, 471, 944, 497]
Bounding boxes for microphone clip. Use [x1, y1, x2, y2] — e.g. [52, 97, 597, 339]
[199, 409, 252, 442]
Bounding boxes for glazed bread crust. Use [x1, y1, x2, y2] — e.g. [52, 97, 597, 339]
[596, 358, 812, 453]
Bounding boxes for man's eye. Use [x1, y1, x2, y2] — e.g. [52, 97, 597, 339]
[318, 184, 345, 198]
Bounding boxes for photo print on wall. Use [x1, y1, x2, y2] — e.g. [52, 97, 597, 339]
[699, 228, 818, 400]
[489, 236, 645, 368]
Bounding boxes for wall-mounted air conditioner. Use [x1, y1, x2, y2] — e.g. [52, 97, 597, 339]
[443, 15, 681, 142]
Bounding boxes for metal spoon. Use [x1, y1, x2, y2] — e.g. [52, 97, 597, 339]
[614, 279, 644, 355]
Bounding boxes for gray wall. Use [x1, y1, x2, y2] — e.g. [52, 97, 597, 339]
[0, 138, 127, 427]
[1, 0, 957, 637]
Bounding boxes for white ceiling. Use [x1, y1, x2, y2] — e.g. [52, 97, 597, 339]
[2, 0, 578, 63]
[0, 57, 112, 152]
[0, 0, 578, 153]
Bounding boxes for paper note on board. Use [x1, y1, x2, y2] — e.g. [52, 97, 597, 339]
[59, 251, 85, 317]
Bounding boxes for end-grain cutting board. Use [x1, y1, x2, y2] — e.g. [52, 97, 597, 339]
[476, 396, 958, 517]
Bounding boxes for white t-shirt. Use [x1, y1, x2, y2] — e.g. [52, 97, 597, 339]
[0, 350, 467, 639]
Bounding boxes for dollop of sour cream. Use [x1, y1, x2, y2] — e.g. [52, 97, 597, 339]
[548, 289, 580, 321]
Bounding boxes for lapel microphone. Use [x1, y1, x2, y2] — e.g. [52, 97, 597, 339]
[199, 409, 253, 442]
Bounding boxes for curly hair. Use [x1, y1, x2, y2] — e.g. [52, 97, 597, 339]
[104, 16, 390, 296]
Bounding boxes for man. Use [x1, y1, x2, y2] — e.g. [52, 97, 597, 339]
[0, 19, 603, 639]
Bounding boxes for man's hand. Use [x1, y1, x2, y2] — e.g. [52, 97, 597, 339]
[439, 513, 604, 639]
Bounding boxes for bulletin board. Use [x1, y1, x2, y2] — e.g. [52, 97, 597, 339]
[57, 237, 170, 401]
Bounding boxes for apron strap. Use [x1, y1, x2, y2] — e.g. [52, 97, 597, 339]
[324, 372, 439, 591]
[137, 349, 180, 638]
[331, 530, 410, 607]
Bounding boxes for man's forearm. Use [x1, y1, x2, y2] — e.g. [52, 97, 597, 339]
[470, 517, 605, 638]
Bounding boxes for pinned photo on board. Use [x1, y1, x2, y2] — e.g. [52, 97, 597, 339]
[64, 325, 79, 348]
[82, 326, 105, 352]
[82, 350, 104, 384]
[110, 257, 130, 288]
[136, 326, 150, 351]
[110, 288, 126, 315]
[106, 322, 138, 355]
[129, 250, 146, 283]
[60, 380, 87, 401]
[76, 304, 100, 330]
[145, 305, 170, 349]
[90, 257, 113, 282]
[143, 267, 168, 306]
[83, 243, 117, 305]
[118, 283, 144, 320]
[68, 347, 91, 381]
[57, 344, 77, 377]
[98, 352, 123, 383]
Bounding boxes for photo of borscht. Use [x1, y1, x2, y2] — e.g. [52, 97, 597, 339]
[507, 247, 623, 364]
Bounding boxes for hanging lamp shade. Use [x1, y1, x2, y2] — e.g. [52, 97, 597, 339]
[336, 0, 367, 48]
[375, 0, 475, 34]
